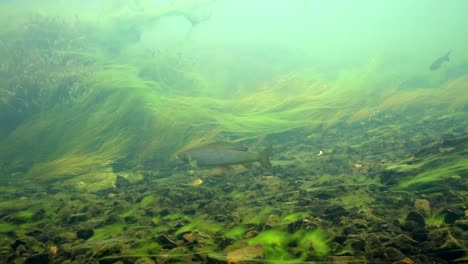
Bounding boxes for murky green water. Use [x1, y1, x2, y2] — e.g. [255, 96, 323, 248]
[0, 1, 467, 263]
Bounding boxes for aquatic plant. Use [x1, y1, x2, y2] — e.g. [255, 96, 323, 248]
[247, 230, 294, 260]
[0, 223, 16, 233]
[224, 225, 249, 240]
[0, 0, 466, 197]
[281, 212, 308, 225]
[294, 228, 331, 258]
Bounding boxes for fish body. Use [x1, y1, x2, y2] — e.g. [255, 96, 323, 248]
[430, 51, 451, 70]
[177, 141, 272, 171]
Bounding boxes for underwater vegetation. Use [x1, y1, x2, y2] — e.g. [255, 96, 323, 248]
[0, 1, 467, 263]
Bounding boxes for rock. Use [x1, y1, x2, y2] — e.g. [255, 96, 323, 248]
[405, 211, 425, 227]
[454, 219, 468, 230]
[226, 244, 263, 263]
[76, 228, 94, 240]
[346, 239, 365, 251]
[315, 192, 334, 200]
[435, 232, 465, 261]
[383, 247, 405, 262]
[244, 230, 258, 239]
[387, 234, 419, 255]
[444, 209, 463, 224]
[426, 192, 446, 208]
[115, 175, 132, 188]
[352, 219, 368, 228]
[155, 234, 178, 249]
[182, 232, 196, 243]
[91, 243, 125, 260]
[11, 236, 43, 252]
[69, 213, 88, 224]
[177, 231, 197, 244]
[25, 229, 42, 237]
[414, 199, 431, 216]
[25, 254, 49, 264]
[403, 211, 427, 242]
[323, 205, 349, 219]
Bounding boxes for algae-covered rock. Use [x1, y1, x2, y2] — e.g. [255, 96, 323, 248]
[115, 175, 132, 188]
[76, 229, 94, 240]
[226, 244, 263, 263]
[403, 211, 427, 242]
[454, 219, 468, 230]
[414, 199, 431, 216]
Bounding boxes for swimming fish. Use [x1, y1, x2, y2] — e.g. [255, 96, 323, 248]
[430, 51, 451, 71]
[176, 141, 272, 172]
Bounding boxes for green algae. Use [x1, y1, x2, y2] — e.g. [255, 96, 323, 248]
[0, 199, 37, 212]
[0, 223, 16, 233]
[247, 230, 294, 260]
[426, 213, 446, 228]
[397, 158, 468, 189]
[90, 224, 128, 241]
[120, 209, 137, 219]
[295, 229, 331, 257]
[0, 3, 467, 263]
[175, 217, 222, 236]
[225, 225, 249, 240]
[139, 195, 157, 208]
[241, 206, 275, 225]
[14, 210, 36, 222]
[281, 212, 307, 225]
[125, 242, 162, 256]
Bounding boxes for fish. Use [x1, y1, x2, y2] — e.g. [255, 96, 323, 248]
[176, 141, 272, 172]
[430, 51, 451, 71]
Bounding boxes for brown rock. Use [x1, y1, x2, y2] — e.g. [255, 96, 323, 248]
[243, 230, 258, 239]
[414, 199, 431, 216]
[182, 232, 196, 243]
[226, 244, 263, 263]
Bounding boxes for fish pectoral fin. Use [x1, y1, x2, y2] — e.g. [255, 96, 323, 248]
[188, 160, 199, 168]
[241, 162, 253, 169]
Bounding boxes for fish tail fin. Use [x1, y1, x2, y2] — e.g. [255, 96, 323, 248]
[445, 50, 451, 61]
[258, 145, 273, 172]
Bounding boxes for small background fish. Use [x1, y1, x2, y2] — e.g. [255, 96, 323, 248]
[430, 50, 451, 70]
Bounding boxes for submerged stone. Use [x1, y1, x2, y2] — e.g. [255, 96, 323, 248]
[405, 211, 425, 227]
[414, 199, 431, 216]
[76, 229, 94, 240]
[25, 254, 49, 264]
[226, 244, 263, 263]
[435, 232, 465, 261]
[443, 209, 463, 224]
[115, 175, 132, 188]
[323, 205, 349, 219]
[155, 234, 178, 249]
[403, 211, 427, 242]
[454, 219, 468, 230]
